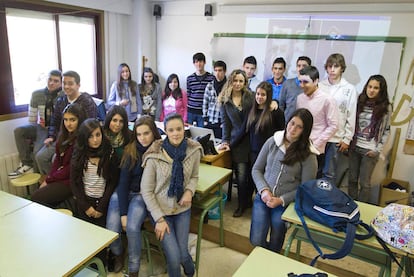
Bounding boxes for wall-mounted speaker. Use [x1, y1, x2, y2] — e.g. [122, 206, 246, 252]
[204, 4, 213, 16]
[153, 4, 161, 18]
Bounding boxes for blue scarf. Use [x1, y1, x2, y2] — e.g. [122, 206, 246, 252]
[162, 138, 187, 201]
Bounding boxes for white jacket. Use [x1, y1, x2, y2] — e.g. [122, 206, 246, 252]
[319, 78, 358, 145]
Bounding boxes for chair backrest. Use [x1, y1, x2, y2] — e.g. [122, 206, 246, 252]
[92, 97, 106, 122]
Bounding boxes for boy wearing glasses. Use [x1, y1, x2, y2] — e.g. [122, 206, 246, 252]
[319, 53, 358, 187]
[296, 66, 339, 177]
[9, 70, 63, 178]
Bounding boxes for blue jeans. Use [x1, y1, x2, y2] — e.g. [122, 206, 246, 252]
[348, 146, 379, 203]
[106, 191, 147, 273]
[35, 142, 56, 174]
[14, 124, 47, 172]
[187, 112, 204, 127]
[323, 142, 349, 187]
[161, 208, 194, 277]
[250, 194, 287, 253]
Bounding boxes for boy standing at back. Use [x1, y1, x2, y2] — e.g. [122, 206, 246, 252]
[296, 66, 339, 177]
[267, 57, 286, 102]
[243, 56, 260, 92]
[319, 53, 358, 187]
[187, 52, 214, 127]
[203, 60, 227, 138]
[279, 56, 311, 121]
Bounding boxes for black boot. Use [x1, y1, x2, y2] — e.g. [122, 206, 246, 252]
[233, 206, 245, 217]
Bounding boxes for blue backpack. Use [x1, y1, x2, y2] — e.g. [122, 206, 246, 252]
[295, 179, 374, 265]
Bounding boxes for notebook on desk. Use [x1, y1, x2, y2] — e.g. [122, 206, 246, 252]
[189, 126, 221, 146]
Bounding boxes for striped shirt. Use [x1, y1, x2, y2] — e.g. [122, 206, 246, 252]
[83, 161, 106, 198]
[186, 72, 214, 114]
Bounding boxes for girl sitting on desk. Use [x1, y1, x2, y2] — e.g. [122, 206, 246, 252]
[106, 116, 161, 276]
[141, 113, 203, 277]
[250, 108, 318, 253]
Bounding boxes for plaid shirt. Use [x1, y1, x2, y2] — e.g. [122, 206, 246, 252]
[202, 81, 221, 124]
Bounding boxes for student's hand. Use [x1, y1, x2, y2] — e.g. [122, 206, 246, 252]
[270, 100, 279, 110]
[366, 150, 379, 158]
[43, 137, 54, 146]
[178, 190, 193, 207]
[266, 197, 282, 208]
[120, 99, 129, 106]
[155, 218, 170, 241]
[85, 207, 102, 218]
[85, 206, 95, 217]
[260, 189, 273, 203]
[218, 143, 230, 151]
[39, 181, 47, 188]
[121, 215, 127, 231]
[94, 210, 103, 218]
[337, 141, 349, 153]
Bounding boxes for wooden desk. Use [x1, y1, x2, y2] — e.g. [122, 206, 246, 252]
[201, 149, 232, 169]
[233, 246, 337, 277]
[0, 201, 118, 277]
[0, 190, 32, 216]
[192, 163, 232, 277]
[282, 201, 392, 277]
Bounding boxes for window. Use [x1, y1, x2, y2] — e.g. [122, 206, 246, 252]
[0, 2, 103, 117]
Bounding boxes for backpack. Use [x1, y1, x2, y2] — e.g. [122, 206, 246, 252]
[371, 203, 414, 274]
[295, 179, 374, 265]
[372, 203, 414, 254]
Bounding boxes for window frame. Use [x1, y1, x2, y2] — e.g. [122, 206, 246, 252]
[0, 1, 104, 120]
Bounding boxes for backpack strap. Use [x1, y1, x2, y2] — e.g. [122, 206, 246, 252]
[295, 187, 358, 265]
[376, 235, 408, 274]
[355, 221, 375, 240]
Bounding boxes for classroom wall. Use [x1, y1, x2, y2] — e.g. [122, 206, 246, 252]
[151, 1, 414, 188]
[2, 0, 414, 189]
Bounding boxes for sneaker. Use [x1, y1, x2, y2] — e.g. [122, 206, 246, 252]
[8, 164, 33, 179]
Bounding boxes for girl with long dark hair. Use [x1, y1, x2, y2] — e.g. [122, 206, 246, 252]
[31, 103, 86, 208]
[250, 108, 318, 253]
[106, 116, 161, 275]
[107, 63, 143, 121]
[160, 73, 188, 122]
[348, 75, 391, 203]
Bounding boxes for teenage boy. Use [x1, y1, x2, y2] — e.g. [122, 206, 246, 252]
[187, 52, 214, 127]
[296, 66, 339, 177]
[9, 70, 62, 178]
[279, 56, 311, 121]
[203, 60, 227, 138]
[35, 70, 97, 175]
[267, 57, 286, 101]
[243, 56, 260, 92]
[319, 53, 358, 187]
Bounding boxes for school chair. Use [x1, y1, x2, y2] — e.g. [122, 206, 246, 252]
[9, 173, 40, 198]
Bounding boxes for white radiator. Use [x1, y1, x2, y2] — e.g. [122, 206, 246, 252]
[0, 153, 26, 196]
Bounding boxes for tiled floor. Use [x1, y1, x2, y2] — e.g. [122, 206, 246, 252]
[107, 238, 246, 277]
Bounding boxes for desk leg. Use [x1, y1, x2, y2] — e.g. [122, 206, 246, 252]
[219, 192, 224, 247]
[283, 227, 298, 257]
[195, 206, 210, 277]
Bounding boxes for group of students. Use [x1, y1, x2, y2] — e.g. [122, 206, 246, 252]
[10, 68, 203, 277]
[10, 47, 391, 272]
